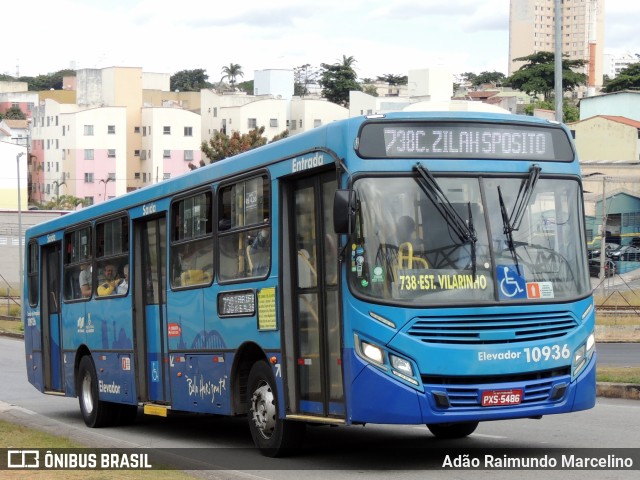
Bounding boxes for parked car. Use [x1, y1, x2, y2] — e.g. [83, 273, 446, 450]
[589, 259, 616, 277]
[587, 242, 620, 259]
[608, 245, 640, 262]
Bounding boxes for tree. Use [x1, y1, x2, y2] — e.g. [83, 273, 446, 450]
[40, 194, 86, 210]
[523, 99, 579, 123]
[376, 74, 408, 86]
[237, 79, 254, 95]
[170, 69, 213, 92]
[603, 62, 640, 93]
[470, 71, 506, 88]
[220, 63, 244, 89]
[19, 69, 76, 91]
[199, 126, 288, 165]
[294, 64, 319, 97]
[318, 55, 361, 107]
[507, 52, 587, 101]
[1, 105, 26, 120]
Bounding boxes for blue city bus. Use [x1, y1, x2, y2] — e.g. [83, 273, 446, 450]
[23, 111, 596, 456]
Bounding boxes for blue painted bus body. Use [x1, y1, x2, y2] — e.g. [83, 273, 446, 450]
[23, 111, 595, 433]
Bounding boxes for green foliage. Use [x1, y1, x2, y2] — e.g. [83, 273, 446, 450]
[508, 51, 587, 101]
[220, 63, 244, 88]
[37, 194, 86, 211]
[470, 71, 506, 87]
[522, 99, 580, 123]
[169, 69, 212, 92]
[376, 74, 408, 86]
[1, 105, 26, 120]
[319, 55, 361, 107]
[237, 79, 254, 95]
[200, 126, 290, 165]
[362, 84, 378, 96]
[19, 69, 76, 91]
[603, 62, 640, 93]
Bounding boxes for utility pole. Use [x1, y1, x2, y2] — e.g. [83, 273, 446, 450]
[554, 0, 563, 122]
[600, 176, 606, 297]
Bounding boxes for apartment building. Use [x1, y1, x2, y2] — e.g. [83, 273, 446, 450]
[30, 67, 201, 205]
[509, 0, 605, 90]
[603, 52, 640, 79]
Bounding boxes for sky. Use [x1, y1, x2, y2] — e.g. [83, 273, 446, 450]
[3, 0, 640, 82]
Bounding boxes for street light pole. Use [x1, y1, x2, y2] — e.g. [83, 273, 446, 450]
[99, 177, 113, 202]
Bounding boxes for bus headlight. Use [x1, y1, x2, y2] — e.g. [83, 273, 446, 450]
[354, 334, 421, 389]
[361, 341, 384, 365]
[573, 332, 595, 378]
[390, 354, 413, 376]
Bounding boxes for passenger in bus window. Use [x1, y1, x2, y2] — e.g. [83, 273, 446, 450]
[79, 262, 92, 298]
[116, 264, 129, 295]
[97, 263, 122, 296]
[248, 222, 270, 276]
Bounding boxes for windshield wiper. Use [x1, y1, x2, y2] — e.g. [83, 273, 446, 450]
[509, 164, 541, 231]
[414, 164, 478, 277]
[414, 163, 477, 245]
[498, 185, 520, 274]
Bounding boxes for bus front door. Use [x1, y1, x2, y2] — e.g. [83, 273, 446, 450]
[285, 172, 344, 418]
[41, 242, 64, 393]
[133, 216, 169, 405]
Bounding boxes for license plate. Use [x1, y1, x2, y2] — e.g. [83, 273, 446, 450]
[481, 389, 523, 407]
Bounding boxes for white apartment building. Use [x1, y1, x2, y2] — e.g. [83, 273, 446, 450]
[509, 0, 604, 89]
[603, 52, 640, 79]
[30, 67, 201, 204]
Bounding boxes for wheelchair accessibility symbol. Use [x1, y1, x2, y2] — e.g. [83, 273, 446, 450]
[150, 360, 159, 383]
[497, 265, 527, 300]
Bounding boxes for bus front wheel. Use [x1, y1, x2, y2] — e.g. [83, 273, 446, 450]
[77, 355, 117, 428]
[247, 361, 305, 456]
[426, 421, 479, 439]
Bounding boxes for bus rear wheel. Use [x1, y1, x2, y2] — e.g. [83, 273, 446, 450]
[426, 421, 479, 439]
[247, 361, 305, 457]
[77, 355, 117, 428]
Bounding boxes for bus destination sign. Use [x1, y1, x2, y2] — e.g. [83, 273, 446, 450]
[357, 122, 574, 161]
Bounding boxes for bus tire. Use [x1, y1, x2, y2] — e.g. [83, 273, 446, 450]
[426, 421, 479, 439]
[247, 361, 305, 457]
[77, 355, 116, 428]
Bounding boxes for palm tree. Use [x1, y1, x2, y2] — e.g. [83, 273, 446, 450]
[221, 63, 244, 89]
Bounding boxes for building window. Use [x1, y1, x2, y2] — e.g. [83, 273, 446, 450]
[134, 149, 140, 157]
[143, 126, 147, 136]
[163, 150, 171, 159]
[108, 149, 116, 158]
[108, 172, 116, 180]
[134, 172, 140, 180]
[163, 126, 171, 135]
[84, 197, 94, 206]
[140, 150, 147, 160]
[213, 107, 218, 117]
[163, 173, 171, 180]
[184, 150, 194, 161]
[299, 119, 302, 128]
[84, 173, 94, 183]
[84, 149, 94, 160]
[84, 125, 94, 136]
[270, 118, 278, 128]
[248, 118, 257, 129]
[107, 125, 116, 134]
[314, 119, 322, 128]
[134, 126, 141, 134]
[184, 127, 193, 136]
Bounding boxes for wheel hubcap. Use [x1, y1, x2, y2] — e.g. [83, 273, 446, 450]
[250, 381, 276, 439]
[81, 371, 94, 414]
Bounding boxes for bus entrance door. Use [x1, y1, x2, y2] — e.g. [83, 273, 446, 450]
[133, 216, 170, 406]
[285, 172, 344, 419]
[41, 242, 64, 393]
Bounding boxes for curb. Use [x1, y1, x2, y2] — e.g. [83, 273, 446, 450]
[596, 382, 640, 401]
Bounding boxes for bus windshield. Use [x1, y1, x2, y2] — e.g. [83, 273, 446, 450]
[350, 174, 590, 304]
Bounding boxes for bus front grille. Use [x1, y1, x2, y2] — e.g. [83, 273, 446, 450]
[407, 311, 578, 344]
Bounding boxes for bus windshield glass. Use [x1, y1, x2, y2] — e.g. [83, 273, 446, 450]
[349, 175, 590, 304]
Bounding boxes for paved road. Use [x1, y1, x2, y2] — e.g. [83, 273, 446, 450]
[1, 336, 640, 479]
[596, 342, 640, 367]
